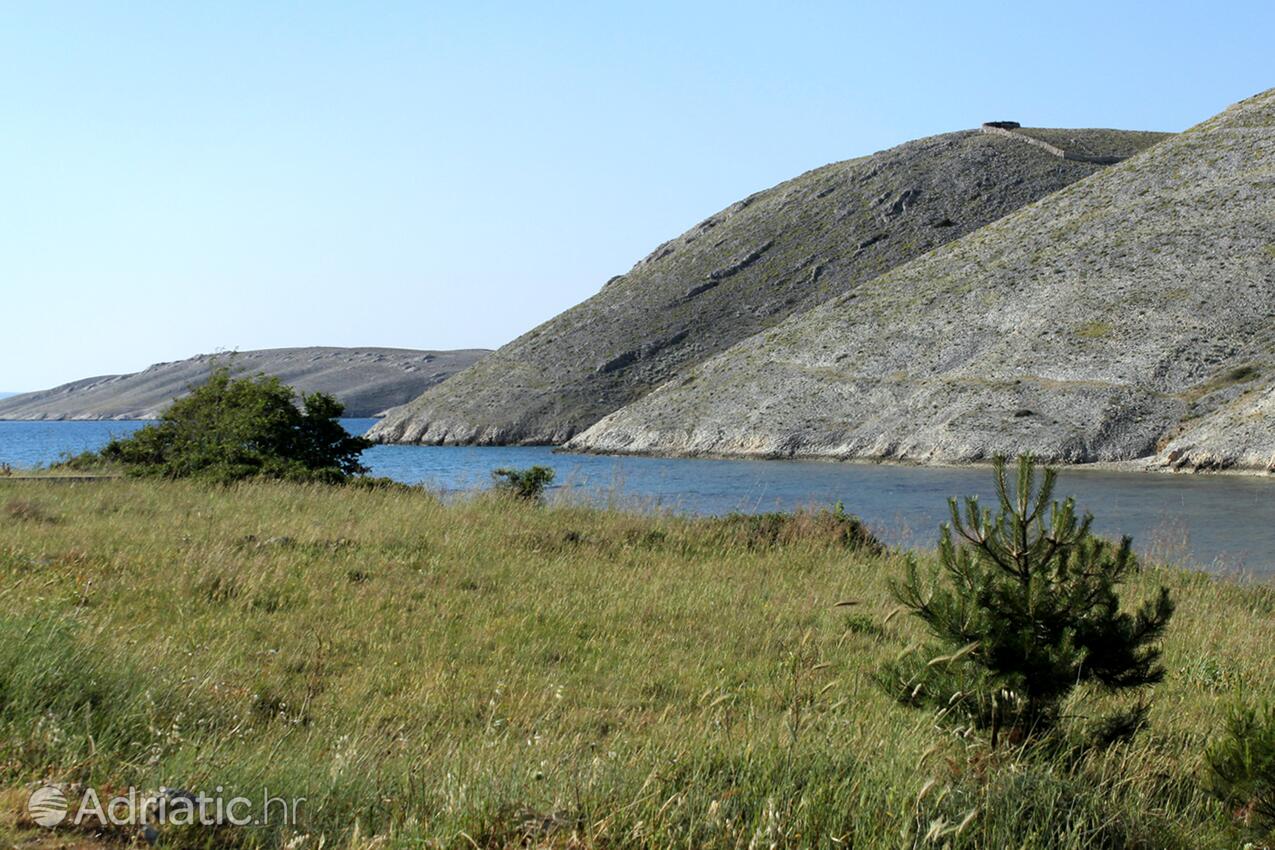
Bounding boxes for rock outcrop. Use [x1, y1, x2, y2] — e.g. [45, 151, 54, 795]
[0, 347, 490, 420]
[566, 89, 1275, 472]
[371, 126, 1169, 445]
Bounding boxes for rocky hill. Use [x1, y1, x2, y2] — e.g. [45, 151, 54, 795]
[370, 126, 1168, 445]
[0, 347, 490, 420]
[568, 89, 1275, 472]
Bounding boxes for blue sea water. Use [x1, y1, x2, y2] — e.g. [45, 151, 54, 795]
[2, 418, 1274, 576]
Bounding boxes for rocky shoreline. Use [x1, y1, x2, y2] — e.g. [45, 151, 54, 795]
[557, 443, 1275, 477]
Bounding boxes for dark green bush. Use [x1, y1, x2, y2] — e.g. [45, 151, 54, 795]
[1206, 701, 1275, 841]
[492, 465, 556, 501]
[65, 368, 371, 484]
[880, 455, 1173, 749]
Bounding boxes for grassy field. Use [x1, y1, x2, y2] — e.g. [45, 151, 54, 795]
[0, 478, 1271, 849]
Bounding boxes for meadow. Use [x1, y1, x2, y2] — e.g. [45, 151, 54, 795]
[0, 478, 1272, 848]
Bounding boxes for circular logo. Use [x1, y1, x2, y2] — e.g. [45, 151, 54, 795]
[27, 785, 68, 828]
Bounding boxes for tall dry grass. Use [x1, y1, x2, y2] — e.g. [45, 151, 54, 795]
[0, 478, 1269, 848]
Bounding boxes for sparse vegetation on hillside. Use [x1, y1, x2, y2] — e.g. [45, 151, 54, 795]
[371, 127, 1167, 447]
[568, 88, 1275, 471]
[0, 477, 1270, 848]
[1074, 320, 1115, 339]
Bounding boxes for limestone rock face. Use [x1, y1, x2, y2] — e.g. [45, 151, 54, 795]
[0, 347, 490, 420]
[370, 127, 1168, 445]
[567, 89, 1275, 471]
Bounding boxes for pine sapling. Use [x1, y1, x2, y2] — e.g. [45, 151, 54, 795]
[879, 455, 1174, 749]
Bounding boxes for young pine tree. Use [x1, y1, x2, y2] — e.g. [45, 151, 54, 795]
[1206, 701, 1275, 841]
[879, 455, 1174, 748]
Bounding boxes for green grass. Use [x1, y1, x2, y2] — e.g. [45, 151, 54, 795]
[1180, 363, 1264, 402]
[1074, 320, 1115, 340]
[0, 479, 1271, 849]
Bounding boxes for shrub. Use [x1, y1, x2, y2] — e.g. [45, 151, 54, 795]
[492, 465, 555, 501]
[66, 368, 371, 484]
[55, 451, 109, 472]
[344, 475, 430, 494]
[1206, 701, 1275, 841]
[879, 455, 1174, 749]
[703, 502, 882, 552]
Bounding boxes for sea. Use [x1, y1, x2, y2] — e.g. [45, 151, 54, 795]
[2, 418, 1273, 576]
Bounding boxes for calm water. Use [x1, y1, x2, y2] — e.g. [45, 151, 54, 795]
[3, 418, 1274, 576]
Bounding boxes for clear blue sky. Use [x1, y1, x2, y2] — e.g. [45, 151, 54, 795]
[2, 1, 1271, 391]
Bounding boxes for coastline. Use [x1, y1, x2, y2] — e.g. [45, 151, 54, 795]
[555, 443, 1275, 479]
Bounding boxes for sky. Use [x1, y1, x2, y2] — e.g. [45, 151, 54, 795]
[2, 1, 1272, 391]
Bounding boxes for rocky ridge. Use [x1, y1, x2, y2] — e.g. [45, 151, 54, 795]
[370, 126, 1168, 445]
[0, 347, 490, 420]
